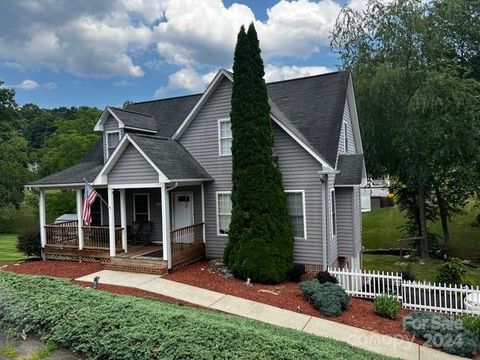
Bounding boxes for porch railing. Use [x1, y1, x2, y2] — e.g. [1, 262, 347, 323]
[44, 222, 123, 251]
[45, 221, 79, 247]
[170, 223, 204, 256]
[83, 226, 123, 250]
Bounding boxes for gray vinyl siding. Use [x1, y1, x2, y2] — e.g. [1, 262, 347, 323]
[108, 144, 159, 184]
[352, 186, 362, 254]
[336, 187, 355, 257]
[179, 78, 326, 265]
[104, 116, 124, 161]
[337, 101, 355, 155]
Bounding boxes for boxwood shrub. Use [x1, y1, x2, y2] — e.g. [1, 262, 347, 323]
[300, 280, 350, 317]
[0, 271, 389, 360]
[404, 311, 478, 358]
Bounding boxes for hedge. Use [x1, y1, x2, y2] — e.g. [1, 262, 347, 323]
[0, 272, 391, 360]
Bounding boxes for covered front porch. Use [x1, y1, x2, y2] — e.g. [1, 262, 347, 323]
[39, 183, 206, 270]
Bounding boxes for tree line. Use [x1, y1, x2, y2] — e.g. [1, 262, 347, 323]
[0, 83, 101, 227]
[332, 0, 480, 259]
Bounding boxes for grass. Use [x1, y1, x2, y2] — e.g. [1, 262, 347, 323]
[363, 254, 480, 285]
[26, 342, 56, 360]
[0, 346, 17, 359]
[0, 234, 25, 266]
[0, 204, 38, 234]
[362, 202, 480, 262]
[0, 271, 393, 360]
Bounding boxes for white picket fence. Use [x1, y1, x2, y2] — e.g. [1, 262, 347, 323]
[328, 267, 480, 315]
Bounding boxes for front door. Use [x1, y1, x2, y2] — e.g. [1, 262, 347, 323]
[173, 192, 194, 229]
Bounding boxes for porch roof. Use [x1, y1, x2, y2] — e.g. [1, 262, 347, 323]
[27, 140, 104, 187]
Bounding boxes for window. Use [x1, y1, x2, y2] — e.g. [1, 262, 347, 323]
[216, 192, 232, 235]
[106, 131, 120, 157]
[331, 189, 337, 237]
[134, 193, 150, 222]
[285, 191, 306, 239]
[218, 119, 232, 156]
[343, 122, 349, 154]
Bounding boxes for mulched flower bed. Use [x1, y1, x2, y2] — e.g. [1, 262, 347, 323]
[167, 260, 419, 343]
[5, 260, 104, 279]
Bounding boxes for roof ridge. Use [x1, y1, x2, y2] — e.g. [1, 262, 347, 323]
[265, 70, 347, 86]
[109, 106, 153, 118]
[130, 93, 202, 105]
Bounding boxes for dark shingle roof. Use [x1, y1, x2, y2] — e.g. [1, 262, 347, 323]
[109, 107, 157, 132]
[335, 154, 364, 185]
[28, 140, 104, 186]
[266, 71, 350, 166]
[125, 94, 201, 137]
[129, 134, 212, 180]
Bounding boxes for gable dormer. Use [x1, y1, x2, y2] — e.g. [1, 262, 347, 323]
[95, 106, 158, 162]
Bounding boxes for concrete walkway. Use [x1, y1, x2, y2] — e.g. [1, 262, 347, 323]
[76, 270, 465, 360]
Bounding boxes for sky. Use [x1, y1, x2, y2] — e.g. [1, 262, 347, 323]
[0, 0, 366, 109]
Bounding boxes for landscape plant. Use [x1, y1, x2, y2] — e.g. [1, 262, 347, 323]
[316, 271, 338, 284]
[435, 258, 468, 285]
[300, 280, 350, 317]
[224, 23, 293, 284]
[373, 294, 400, 320]
[0, 271, 389, 360]
[16, 229, 41, 257]
[404, 311, 477, 357]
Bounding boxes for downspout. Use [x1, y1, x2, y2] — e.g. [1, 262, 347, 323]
[318, 169, 340, 270]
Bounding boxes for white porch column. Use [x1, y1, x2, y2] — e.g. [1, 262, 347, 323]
[76, 189, 84, 250]
[108, 187, 116, 257]
[201, 182, 206, 242]
[39, 190, 46, 248]
[161, 184, 171, 269]
[119, 188, 127, 253]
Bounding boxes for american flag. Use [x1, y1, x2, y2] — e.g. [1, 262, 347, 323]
[82, 182, 98, 225]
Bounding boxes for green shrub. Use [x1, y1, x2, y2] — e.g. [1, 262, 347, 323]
[16, 229, 41, 257]
[316, 271, 338, 284]
[435, 258, 468, 285]
[0, 272, 388, 360]
[373, 295, 400, 319]
[300, 280, 350, 317]
[461, 315, 480, 345]
[404, 311, 478, 357]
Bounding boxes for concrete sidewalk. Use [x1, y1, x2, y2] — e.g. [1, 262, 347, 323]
[76, 270, 464, 360]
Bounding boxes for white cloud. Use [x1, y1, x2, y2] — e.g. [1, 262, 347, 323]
[17, 79, 39, 90]
[154, 67, 217, 97]
[44, 82, 57, 90]
[3, 62, 26, 71]
[264, 64, 332, 82]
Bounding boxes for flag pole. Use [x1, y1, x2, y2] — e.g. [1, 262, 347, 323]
[82, 178, 110, 209]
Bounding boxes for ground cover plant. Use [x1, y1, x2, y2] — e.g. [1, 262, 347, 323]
[0, 271, 391, 360]
[404, 311, 478, 357]
[300, 280, 350, 317]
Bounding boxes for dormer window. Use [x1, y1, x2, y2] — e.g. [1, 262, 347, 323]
[218, 119, 232, 156]
[106, 131, 120, 157]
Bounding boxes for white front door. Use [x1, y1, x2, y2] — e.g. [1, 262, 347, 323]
[173, 192, 194, 229]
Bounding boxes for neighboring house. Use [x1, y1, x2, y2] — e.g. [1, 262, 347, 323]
[361, 178, 393, 212]
[27, 69, 366, 274]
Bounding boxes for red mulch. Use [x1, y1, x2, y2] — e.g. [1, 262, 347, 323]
[4, 259, 419, 343]
[167, 261, 419, 343]
[5, 260, 104, 279]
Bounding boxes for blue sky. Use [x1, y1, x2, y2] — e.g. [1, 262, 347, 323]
[0, 0, 362, 109]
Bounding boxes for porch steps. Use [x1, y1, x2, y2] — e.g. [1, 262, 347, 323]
[106, 256, 168, 275]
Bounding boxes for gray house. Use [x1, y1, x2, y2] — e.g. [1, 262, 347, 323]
[28, 69, 366, 274]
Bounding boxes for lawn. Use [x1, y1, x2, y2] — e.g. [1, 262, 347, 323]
[0, 204, 38, 234]
[363, 202, 480, 262]
[0, 271, 392, 360]
[0, 234, 25, 266]
[363, 254, 480, 285]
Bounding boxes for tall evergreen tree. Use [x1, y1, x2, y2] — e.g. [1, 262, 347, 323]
[224, 24, 294, 284]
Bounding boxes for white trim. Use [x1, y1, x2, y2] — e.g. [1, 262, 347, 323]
[285, 190, 307, 240]
[39, 190, 46, 248]
[171, 191, 194, 229]
[168, 178, 211, 183]
[330, 188, 337, 238]
[123, 125, 157, 134]
[133, 193, 151, 221]
[27, 183, 84, 189]
[201, 182, 206, 242]
[173, 69, 232, 139]
[119, 189, 127, 253]
[76, 189, 84, 250]
[94, 107, 124, 132]
[106, 130, 121, 159]
[217, 118, 232, 156]
[110, 183, 163, 189]
[161, 184, 172, 269]
[107, 187, 116, 257]
[93, 133, 169, 185]
[216, 191, 231, 237]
